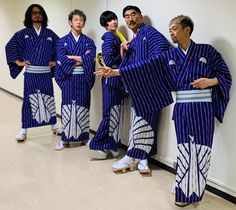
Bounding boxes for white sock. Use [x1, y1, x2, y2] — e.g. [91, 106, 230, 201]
[51, 124, 58, 129]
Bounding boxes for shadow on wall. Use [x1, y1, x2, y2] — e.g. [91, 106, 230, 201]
[118, 25, 128, 41]
[143, 15, 153, 26]
[212, 38, 235, 75]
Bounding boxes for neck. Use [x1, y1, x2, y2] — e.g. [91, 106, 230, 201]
[107, 29, 116, 33]
[131, 23, 142, 34]
[33, 23, 42, 30]
[178, 38, 191, 51]
[71, 29, 81, 37]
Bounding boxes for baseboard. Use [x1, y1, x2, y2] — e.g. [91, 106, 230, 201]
[0, 87, 23, 100]
[1, 87, 236, 204]
[119, 141, 236, 204]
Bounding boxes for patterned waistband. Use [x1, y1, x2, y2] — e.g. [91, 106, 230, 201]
[72, 66, 84, 74]
[176, 89, 212, 103]
[25, 65, 51, 73]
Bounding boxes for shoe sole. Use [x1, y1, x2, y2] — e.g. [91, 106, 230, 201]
[112, 163, 136, 173]
[16, 134, 27, 142]
[54, 143, 69, 151]
[54, 146, 65, 151]
[138, 168, 151, 174]
[174, 202, 191, 207]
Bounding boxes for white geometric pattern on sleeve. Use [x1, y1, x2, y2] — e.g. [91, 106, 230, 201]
[176, 135, 211, 198]
[62, 100, 89, 139]
[29, 89, 56, 124]
[127, 108, 154, 154]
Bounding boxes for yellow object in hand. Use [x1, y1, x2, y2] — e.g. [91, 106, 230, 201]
[116, 30, 126, 43]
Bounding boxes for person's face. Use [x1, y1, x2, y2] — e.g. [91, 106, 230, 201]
[124, 9, 143, 33]
[106, 19, 118, 32]
[70, 15, 85, 33]
[169, 22, 190, 44]
[31, 7, 43, 23]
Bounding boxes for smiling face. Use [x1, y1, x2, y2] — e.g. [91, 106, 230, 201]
[105, 18, 118, 32]
[70, 14, 85, 34]
[124, 9, 143, 33]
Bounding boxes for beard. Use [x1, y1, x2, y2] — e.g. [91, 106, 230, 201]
[32, 17, 42, 23]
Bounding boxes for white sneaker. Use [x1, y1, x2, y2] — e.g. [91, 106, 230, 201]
[89, 149, 119, 160]
[51, 124, 62, 135]
[86, 139, 91, 147]
[89, 150, 108, 159]
[109, 150, 120, 158]
[171, 181, 176, 194]
[112, 155, 136, 173]
[16, 129, 27, 142]
[54, 140, 69, 151]
[137, 159, 151, 174]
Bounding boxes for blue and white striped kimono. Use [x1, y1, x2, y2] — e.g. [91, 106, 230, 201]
[119, 40, 232, 204]
[55, 32, 96, 142]
[120, 23, 170, 160]
[5, 27, 59, 128]
[89, 32, 125, 151]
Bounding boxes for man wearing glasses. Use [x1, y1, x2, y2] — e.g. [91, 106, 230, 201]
[5, 4, 61, 142]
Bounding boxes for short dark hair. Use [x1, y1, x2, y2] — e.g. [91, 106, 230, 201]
[122, 5, 142, 17]
[100, 11, 118, 27]
[68, 9, 86, 22]
[170, 15, 194, 35]
[23, 4, 48, 28]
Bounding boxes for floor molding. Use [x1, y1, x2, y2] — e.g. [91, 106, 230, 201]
[91, 128, 236, 204]
[1, 87, 235, 204]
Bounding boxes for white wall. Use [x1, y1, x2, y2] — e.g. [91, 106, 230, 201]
[0, 0, 235, 197]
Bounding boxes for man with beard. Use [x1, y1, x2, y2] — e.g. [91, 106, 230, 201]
[5, 4, 61, 142]
[110, 5, 171, 174]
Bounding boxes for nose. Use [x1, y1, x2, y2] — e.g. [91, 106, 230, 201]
[126, 16, 133, 22]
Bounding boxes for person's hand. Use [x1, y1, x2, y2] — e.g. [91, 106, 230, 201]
[48, 61, 56, 67]
[120, 40, 131, 58]
[67, 55, 83, 65]
[15, 60, 30, 67]
[94, 67, 120, 77]
[191, 77, 218, 89]
[85, 50, 90, 54]
[120, 40, 131, 50]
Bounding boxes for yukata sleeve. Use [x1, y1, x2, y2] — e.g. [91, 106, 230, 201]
[147, 27, 170, 57]
[5, 32, 25, 79]
[51, 32, 60, 62]
[81, 39, 96, 89]
[119, 54, 173, 115]
[102, 36, 121, 68]
[54, 39, 76, 89]
[50, 32, 60, 77]
[102, 35, 123, 89]
[210, 46, 232, 123]
[56, 39, 76, 75]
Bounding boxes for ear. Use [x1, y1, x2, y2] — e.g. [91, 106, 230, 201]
[69, 20, 72, 27]
[184, 26, 191, 35]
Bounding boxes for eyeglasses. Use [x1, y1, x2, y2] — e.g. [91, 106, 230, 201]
[32, 11, 42, 16]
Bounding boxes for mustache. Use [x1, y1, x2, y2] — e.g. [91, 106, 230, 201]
[128, 21, 135, 25]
